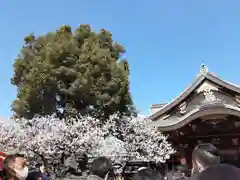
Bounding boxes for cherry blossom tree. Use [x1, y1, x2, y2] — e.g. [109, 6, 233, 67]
[0, 114, 174, 174]
[15, 115, 107, 169]
[0, 121, 20, 153]
[94, 114, 175, 164]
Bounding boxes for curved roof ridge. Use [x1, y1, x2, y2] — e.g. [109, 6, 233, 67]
[149, 71, 240, 121]
[167, 74, 203, 102]
[149, 73, 205, 120]
[151, 104, 240, 131]
[151, 103, 167, 108]
[205, 73, 240, 93]
[208, 72, 240, 87]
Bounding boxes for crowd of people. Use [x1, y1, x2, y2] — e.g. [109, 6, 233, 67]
[0, 143, 239, 180]
[166, 143, 240, 180]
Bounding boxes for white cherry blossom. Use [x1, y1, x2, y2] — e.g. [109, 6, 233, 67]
[0, 114, 174, 167]
[95, 114, 175, 163]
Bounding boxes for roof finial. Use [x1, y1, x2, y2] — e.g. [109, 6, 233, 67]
[200, 64, 208, 74]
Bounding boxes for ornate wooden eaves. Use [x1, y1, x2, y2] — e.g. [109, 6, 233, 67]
[149, 66, 240, 122]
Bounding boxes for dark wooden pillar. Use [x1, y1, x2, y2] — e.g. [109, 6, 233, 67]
[182, 141, 196, 168]
[185, 148, 193, 168]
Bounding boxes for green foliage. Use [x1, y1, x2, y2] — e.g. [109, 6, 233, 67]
[11, 24, 135, 119]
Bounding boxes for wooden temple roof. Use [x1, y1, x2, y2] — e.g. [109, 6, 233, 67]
[148, 65, 240, 132]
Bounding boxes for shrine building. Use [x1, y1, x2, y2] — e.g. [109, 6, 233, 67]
[149, 65, 240, 168]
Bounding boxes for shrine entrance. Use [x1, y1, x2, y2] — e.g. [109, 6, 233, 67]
[148, 66, 240, 169]
[165, 112, 240, 168]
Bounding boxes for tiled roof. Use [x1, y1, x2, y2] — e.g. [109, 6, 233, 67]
[149, 66, 240, 121]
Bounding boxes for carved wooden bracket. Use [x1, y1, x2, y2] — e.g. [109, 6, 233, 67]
[203, 90, 217, 102]
[179, 101, 187, 115]
[196, 81, 219, 102]
[235, 95, 240, 107]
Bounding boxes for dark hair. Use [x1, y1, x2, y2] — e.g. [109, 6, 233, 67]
[197, 164, 240, 180]
[133, 169, 163, 180]
[192, 143, 220, 171]
[35, 163, 42, 169]
[76, 152, 88, 171]
[90, 157, 113, 179]
[15, 153, 25, 158]
[2, 155, 16, 169]
[26, 171, 42, 180]
[1, 155, 17, 179]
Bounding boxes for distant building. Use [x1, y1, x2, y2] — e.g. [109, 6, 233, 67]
[149, 65, 240, 168]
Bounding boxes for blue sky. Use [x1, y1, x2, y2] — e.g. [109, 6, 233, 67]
[1, 0, 240, 117]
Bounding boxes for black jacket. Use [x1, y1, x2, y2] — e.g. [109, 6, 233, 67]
[26, 170, 42, 180]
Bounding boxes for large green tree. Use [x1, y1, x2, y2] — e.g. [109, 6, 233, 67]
[11, 25, 134, 119]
